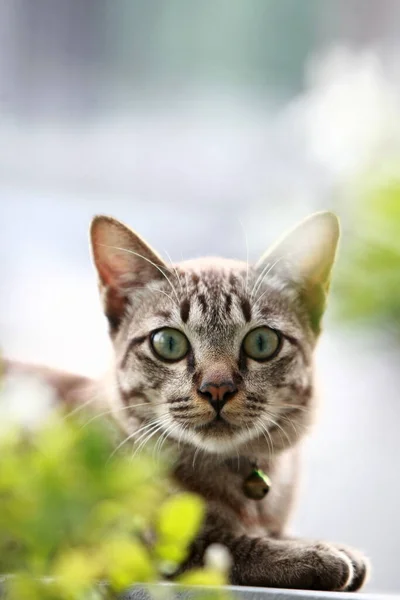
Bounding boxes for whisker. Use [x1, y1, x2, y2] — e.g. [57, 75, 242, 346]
[192, 445, 201, 469]
[277, 414, 301, 438]
[264, 413, 292, 447]
[107, 415, 168, 462]
[180, 251, 192, 300]
[65, 396, 98, 418]
[251, 261, 271, 300]
[279, 412, 309, 437]
[119, 283, 178, 308]
[153, 421, 172, 456]
[184, 271, 190, 296]
[162, 248, 183, 296]
[244, 422, 255, 450]
[238, 218, 250, 296]
[255, 419, 274, 456]
[153, 289, 180, 307]
[251, 253, 286, 300]
[132, 418, 170, 458]
[155, 422, 177, 461]
[79, 402, 164, 429]
[109, 421, 157, 458]
[131, 427, 163, 460]
[178, 422, 188, 448]
[253, 256, 287, 308]
[132, 415, 170, 448]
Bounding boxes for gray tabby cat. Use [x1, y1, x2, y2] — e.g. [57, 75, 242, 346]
[6, 212, 369, 590]
[88, 212, 368, 591]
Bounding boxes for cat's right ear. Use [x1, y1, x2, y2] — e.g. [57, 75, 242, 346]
[256, 212, 340, 333]
[90, 216, 168, 332]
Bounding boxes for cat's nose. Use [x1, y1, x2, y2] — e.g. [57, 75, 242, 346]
[198, 380, 238, 413]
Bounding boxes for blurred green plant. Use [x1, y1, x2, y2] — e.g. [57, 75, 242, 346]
[334, 175, 400, 332]
[0, 395, 227, 599]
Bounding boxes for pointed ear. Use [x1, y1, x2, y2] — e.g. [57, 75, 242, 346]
[90, 215, 168, 332]
[256, 212, 340, 331]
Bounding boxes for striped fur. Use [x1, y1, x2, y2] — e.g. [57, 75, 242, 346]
[107, 256, 316, 456]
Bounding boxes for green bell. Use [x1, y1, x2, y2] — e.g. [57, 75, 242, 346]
[243, 468, 271, 500]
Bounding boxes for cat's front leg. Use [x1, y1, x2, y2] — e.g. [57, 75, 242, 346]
[228, 535, 369, 591]
[189, 528, 368, 591]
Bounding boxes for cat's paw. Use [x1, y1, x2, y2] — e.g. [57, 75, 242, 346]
[287, 542, 354, 590]
[230, 537, 370, 591]
[335, 544, 370, 591]
[287, 541, 369, 591]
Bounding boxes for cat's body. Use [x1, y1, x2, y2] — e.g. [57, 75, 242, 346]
[5, 212, 369, 590]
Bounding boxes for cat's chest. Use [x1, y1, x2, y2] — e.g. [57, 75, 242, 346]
[174, 447, 298, 537]
[239, 448, 299, 536]
[238, 481, 289, 537]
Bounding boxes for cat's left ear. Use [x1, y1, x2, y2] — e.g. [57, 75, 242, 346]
[90, 215, 168, 332]
[256, 212, 340, 331]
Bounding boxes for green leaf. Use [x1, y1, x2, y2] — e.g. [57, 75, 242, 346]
[178, 567, 227, 586]
[101, 538, 156, 591]
[157, 493, 204, 545]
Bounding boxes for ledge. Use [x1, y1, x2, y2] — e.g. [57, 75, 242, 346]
[121, 584, 399, 600]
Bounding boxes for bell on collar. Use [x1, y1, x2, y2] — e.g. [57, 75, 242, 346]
[243, 468, 271, 500]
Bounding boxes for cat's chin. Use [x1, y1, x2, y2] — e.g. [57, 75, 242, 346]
[170, 419, 258, 455]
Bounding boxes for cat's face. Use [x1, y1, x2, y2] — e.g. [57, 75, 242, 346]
[91, 214, 339, 456]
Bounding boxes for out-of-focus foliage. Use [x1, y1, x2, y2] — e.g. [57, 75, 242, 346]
[0, 387, 227, 599]
[334, 175, 400, 332]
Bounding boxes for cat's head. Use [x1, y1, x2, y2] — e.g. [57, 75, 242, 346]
[90, 213, 339, 456]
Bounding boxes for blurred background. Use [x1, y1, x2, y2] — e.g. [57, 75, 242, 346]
[1, 0, 400, 592]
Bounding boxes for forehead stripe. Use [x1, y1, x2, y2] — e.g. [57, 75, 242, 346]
[180, 297, 191, 323]
[197, 293, 207, 313]
[225, 293, 232, 314]
[240, 297, 252, 322]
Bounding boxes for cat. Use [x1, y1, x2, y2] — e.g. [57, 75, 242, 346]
[5, 212, 369, 591]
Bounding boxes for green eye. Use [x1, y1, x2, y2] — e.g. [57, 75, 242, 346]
[151, 328, 190, 362]
[242, 327, 281, 361]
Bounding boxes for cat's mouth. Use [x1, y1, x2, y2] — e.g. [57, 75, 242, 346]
[196, 414, 241, 432]
[212, 412, 225, 423]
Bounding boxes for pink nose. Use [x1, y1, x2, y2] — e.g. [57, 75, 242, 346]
[198, 380, 237, 412]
